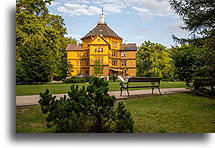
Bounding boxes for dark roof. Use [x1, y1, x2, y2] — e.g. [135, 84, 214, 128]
[121, 43, 137, 51]
[81, 23, 122, 40]
[66, 44, 83, 51]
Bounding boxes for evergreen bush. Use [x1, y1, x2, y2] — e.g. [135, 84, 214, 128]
[39, 77, 134, 133]
[194, 88, 215, 99]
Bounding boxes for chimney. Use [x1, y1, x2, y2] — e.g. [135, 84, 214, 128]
[76, 40, 79, 45]
[125, 40, 128, 45]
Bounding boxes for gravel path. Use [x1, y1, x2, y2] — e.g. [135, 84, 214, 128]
[16, 88, 191, 106]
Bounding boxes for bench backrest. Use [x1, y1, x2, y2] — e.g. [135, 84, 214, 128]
[118, 76, 127, 82]
[128, 77, 161, 82]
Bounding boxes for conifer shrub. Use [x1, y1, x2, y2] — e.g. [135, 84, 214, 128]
[194, 88, 215, 99]
[38, 77, 134, 133]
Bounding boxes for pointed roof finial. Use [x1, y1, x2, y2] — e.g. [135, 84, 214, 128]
[100, 9, 105, 24]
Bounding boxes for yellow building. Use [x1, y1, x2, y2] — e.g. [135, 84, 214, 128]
[66, 13, 137, 77]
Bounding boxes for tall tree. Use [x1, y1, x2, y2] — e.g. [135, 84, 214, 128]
[171, 44, 201, 86]
[16, 0, 76, 83]
[169, 0, 215, 39]
[170, 0, 215, 86]
[137, 41, 174, 79]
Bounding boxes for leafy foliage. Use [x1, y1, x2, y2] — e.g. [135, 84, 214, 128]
[16, 0, 76, 83]
[171, 44, 201, 86]
[170, 0, 215, 89]
[16, 40, 54, 82]
[136, 41, 174, 79]
[169, 0, 215, 37]
[38, 77, 134, 133]
[194, 88, 215, 99]
[93, 60, 103, 76]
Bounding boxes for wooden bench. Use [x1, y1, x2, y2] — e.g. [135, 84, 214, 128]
[118, 76, 161, 97]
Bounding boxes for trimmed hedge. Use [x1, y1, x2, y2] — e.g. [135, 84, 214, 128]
[64, 76, 86, 83]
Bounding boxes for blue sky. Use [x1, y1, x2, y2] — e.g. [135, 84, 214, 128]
[47, 0, 190, 48]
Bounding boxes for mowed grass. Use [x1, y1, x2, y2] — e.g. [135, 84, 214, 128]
[16, 81, 186, 96]
[125, 93, 215, 133]
[16, 105, 55, 133]
[16, 93, 215, 133]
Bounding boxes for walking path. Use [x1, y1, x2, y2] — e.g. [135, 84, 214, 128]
[16, 88, 191, 106]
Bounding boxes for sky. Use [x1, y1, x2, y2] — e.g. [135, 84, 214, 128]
[47, 0, 190, 48]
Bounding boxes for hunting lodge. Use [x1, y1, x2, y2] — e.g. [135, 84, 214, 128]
[66, 12, 137, 77]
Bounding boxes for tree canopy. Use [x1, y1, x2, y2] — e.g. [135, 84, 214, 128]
[171, 44, 201, 86]
[169, 0, 215, 41]
[170, 0, 215, 88]
[16, 0, 76, 83]
[136, 41, 174, 79]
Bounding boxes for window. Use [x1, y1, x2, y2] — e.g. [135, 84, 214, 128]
[86, 50, 89, 56]
[112, 41, 117, 48]
[77, 52, 81, 57]
[112, 50, 117, 57]
[112, 60, 117, 66]
[94, 68, 103, 74]
[86, 59, 89, 65]
[121, 52, 126, 57]
[76, 60, 81, 66]
[94, 47, 103, 52]
[122, 60, 126, 66]
[98, 47, 103, 52]
[95, 57, 103, 63]
[100, 68, 104, 74]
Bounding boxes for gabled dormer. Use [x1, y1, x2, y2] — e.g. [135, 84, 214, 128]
[89, 35, 109, 55]
[89, 35, 109, 45]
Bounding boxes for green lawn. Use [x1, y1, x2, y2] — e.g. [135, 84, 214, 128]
[16, 81, 187, 96]
[125, 93, 215, 133]
[16, 93, 214, 133]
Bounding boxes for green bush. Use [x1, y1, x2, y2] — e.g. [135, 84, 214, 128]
[38, 77, 134, 133]
[194, 88, 215, 99]
[63, 76, 86, 83]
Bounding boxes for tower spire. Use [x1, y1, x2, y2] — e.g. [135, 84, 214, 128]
[100, 9, 105, 24]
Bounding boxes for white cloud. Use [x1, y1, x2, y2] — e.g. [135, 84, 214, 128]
[57, 3, 102, 16]
[132, 6, 149, 14]
[54, 0, 178, 18]
[88, 6, 102, 14]
[65, 33, 83, 40]
[103, 4, 122, 14]
[60, 0, 90, 4]
[166, 21, 187, 33]
[70, 33, 83, 39]
[130, 0, 178, 18]
[55, 0, 127, 16]
[47, 1, 60, 7]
